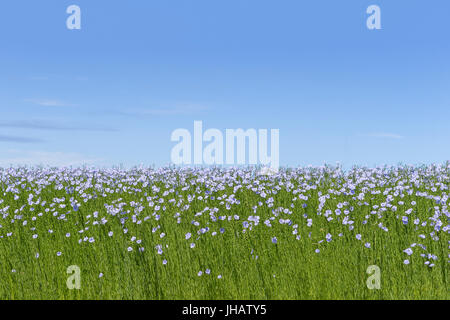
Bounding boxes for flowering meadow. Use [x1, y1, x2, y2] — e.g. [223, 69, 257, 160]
[0, 164, 448, 299]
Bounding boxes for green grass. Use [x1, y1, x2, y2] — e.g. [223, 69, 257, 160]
[0, 165, 448, 299]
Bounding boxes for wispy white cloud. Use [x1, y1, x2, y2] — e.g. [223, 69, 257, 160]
[367, 132, 404, 139]
[0, 119, 118, 132]
[24, 99, 77, 107]
[0, 134, 43, 143]
[0, 150, 103, 167]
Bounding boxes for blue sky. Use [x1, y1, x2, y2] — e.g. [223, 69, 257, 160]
[0, 0, 449, 168]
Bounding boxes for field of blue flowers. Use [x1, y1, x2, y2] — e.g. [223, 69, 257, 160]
[0, 164, 448, 299]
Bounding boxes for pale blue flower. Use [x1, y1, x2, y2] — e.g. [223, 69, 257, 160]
[403, 248, 413, 255]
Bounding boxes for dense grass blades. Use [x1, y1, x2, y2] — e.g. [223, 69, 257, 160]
[0, 164, 448, 299]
